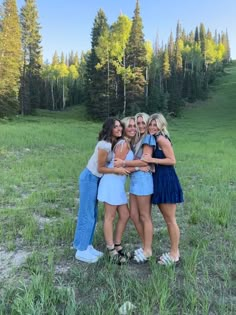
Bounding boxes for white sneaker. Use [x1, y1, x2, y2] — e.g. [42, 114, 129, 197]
[88, 245, 104, 257]
[75, 249, 99, 263]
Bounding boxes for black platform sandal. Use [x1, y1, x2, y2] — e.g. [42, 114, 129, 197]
[107, 247, 128, 265]
[114, 243, 133, 259]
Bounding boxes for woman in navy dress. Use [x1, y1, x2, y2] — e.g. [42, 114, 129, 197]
[143, 113, 183, 265]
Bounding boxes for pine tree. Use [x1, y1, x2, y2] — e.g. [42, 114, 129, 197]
[168, 32, 174, 62]
[0, 0, 22, 117]
[68, 51, 74, 66]
[41, 62, 51, 109]
[144, 40, 153, 110]
[86, 9, 109, 119]
[20, 0, 42, 114]
[95, 27, 113, 117]
[60, 52, 65, 64]
[148, 47, 168, 114]
[67, 62, 79, 106]
[43, 52, 60, 110]
[194, 26, 199, 43]
[213, 30, 217, 44]
[199, 23, 206, 61]
[74, 52, 79, 66]
[52, 51, 59, 65]
[162, 48, 171, 91]
[153, 32, 160, 55]
[125, 0, 146, 114]
[175, 39, 183, 72]
[126, 0, 146, 68]
[176, 20, 182, 41]
[221, 30, 231, 63]
[168, 37, 183, 115]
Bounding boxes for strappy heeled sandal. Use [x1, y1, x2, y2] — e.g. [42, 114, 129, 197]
[114, 243, 133, 259]
[107, 247, 128, 265]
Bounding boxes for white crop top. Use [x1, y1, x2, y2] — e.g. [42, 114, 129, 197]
[87, 140, 113, 177]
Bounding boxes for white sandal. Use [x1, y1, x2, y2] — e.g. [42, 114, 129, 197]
[158, 253, 180, 266]
[132, 250, 150, 264]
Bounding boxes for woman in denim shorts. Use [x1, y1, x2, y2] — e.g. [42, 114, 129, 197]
[114, 113, 155, 263]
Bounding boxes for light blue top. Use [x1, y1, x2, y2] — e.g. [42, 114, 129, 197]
[97, 139, 134, 205]
[133, 134, 156, 159]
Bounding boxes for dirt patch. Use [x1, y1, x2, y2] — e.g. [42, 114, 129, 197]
[33, 214, 58, 229]
[0, 248, 31, 282]
[55, 263, 72, 275]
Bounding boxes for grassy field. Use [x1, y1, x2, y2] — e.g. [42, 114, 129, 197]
[0, 63, 235, 314]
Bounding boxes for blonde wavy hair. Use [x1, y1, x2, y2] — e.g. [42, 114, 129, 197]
[148, 113, 170, 137]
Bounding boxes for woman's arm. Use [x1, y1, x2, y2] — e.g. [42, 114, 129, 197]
[114, 143, 153, 168]
[142, 144, 153, 158]
[114, 141, 129, 160]
[114, 158, 147, 168]
[114, 144, 154, 174]
[97, 148, 130, 175]
[114, 142, 143, 173]
[142, 136, 176, 166]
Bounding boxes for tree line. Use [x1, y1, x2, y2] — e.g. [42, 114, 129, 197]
[0, 0, 231, 119]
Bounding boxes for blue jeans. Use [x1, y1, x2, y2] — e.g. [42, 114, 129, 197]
[73, 168, 100, 250]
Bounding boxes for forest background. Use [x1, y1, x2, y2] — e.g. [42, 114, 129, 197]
[0, 0, 231, 119]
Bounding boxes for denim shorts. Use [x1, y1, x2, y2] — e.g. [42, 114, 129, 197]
[130, 171, 153, 196]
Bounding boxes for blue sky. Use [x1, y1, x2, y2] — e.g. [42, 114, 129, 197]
[13, 0, 236, 61]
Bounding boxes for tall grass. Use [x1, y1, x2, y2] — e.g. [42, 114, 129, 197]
[0, 65, 235, 314]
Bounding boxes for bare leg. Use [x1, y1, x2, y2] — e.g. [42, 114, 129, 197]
[129, 193, 144, 245]
[158, 203, 180, 259]
[114, 204, 130, 246]
[103, 203, 117, 247]
[137, 195, 153, 257]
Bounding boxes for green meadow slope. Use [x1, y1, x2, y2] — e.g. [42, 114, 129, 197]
[0, 63, 235, 314]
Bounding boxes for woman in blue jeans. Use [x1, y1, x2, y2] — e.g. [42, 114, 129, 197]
[73, 118, 129, 263]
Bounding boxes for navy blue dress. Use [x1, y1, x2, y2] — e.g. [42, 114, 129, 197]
[152, 134, 184, 204]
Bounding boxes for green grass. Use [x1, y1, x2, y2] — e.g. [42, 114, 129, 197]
[0, 64, 236, 314]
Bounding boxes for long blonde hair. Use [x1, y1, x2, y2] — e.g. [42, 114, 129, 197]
[134, 112, 149, 144]
[121, 116, 136, 149]
[149, 113, 170, 138]
[121, 116, 135, 130]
